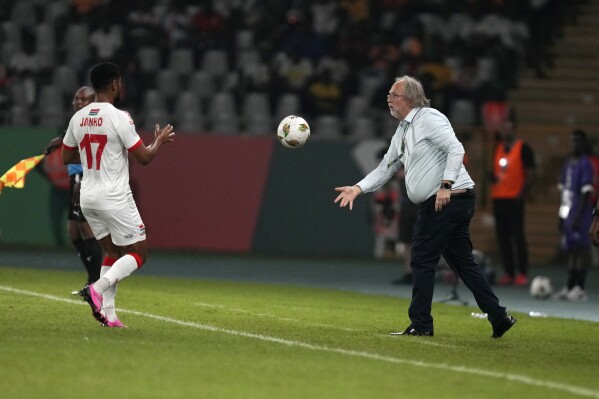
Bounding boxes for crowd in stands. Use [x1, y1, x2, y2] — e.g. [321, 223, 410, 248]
[0, 0, 584, 138]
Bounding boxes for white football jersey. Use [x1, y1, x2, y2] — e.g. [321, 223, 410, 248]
[63, 102, 142, 210]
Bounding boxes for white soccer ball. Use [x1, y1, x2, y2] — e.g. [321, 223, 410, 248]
[276, 115, 310, 149]
[530, 276, 553, 299]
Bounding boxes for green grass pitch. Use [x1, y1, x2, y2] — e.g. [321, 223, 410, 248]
[1, 266, 598, 399]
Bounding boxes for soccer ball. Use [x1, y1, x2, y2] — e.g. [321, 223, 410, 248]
[277, 115, 310, 149]
[530, 276, 553, 299]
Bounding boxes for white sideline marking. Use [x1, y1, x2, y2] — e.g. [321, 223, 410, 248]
[194, 302, 457, 348]
[2, 285, 599, 399]
[194, 302, 359, 332]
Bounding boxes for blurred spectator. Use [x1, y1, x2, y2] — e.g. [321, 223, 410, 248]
[8, 28, 45, 107]
[0, 64, 10, 123]
[0, 0, 580, 133]
[489, 116, 536, 287]
[272, 51, 314, 93]
[127, 1, 165, 47]
[392, 165, 419, 285]
[161, 1, 191, 48]
[371, 147, 400, 260]
[89, 23, 124, 63]
[191, 2, 225, 49]
[554, 130, 594, 301]
[305, 69, 343, 117]
[310, 0, 340, 37]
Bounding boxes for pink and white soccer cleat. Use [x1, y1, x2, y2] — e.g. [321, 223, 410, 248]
[104, 319, 127, 328]
[80, 284, 107, 325]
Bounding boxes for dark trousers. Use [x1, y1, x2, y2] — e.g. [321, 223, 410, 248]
[492, 198, 529, 276]
[409, 191, 506, 331]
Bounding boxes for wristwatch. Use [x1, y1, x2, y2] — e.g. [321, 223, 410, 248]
[440, 182, 452, 190]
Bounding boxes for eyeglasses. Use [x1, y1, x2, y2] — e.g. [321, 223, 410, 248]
[387, 93, 405, 99]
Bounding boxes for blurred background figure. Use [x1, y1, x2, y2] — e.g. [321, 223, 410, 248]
[488, 115, 536, 287]
[371, 147, 399, 260]
[392, 165, 418, 285]
[44, 86, 102, 286]
[553, 129, 594, 301]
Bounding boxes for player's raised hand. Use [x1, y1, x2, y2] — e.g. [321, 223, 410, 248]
[155, 124, 175, 144]
[334, 185, 362, 211]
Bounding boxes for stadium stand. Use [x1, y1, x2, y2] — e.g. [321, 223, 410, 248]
[0, 0, 586, 137]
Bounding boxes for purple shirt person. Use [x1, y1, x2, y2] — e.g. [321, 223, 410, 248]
[555, 129, 594, 301]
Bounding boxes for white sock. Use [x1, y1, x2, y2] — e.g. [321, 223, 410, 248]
[102, 254, 139, 285]
[100, 265, 118, 322]
[93, 254, 139, 295]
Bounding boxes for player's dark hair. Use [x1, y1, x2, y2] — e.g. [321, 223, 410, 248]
[90, 62, 121, 91]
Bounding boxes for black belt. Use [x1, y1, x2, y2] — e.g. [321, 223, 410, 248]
[423, 188, 475, 205]
[450, 188, 475, 199]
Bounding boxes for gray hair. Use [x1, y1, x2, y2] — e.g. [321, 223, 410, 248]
[395, 75, 430, 107]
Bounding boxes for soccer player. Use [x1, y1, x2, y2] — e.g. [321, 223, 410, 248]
[62, 62, 175, 327]
[44, 86, 103, 287]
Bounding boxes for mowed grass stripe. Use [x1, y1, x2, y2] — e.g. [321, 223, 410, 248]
[2, 284, 598, 399]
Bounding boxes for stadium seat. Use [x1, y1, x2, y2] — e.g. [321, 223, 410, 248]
[63, 24, 90, 62]
[237, 50, 262, 71]
[43, 1, 69, 24]
[313, 115, 342, 140]
[174, 91, 203, 131]
[242, 92, 270, 121]
[156, 69, 181, 100]
[245, 113, 273, 136]
[38, 85, 64, 114]
[189, 70, 216, 101]
[177, 112, 206, 132]
[38, 85, 66, 127]
[379, 112, 399, 139]
[344, 95, 369, 125]
[243, 93, 274, 134]
[347, 116, 376, 141]
[275, 93, 300, 122]
[10, 106, 32, 126]
[137, 46, 162, 74]
[36, 24, 57, 66]
[10, 82, 29, 108]
[142, 89, 167, 113]
[174, 91, 201, 115]
[449, 99, 477, 127]
[211, 113, 240, 135]
[208, 91, 236, 121]
[201, 49, 229, 79]
[235, 29, 254, 51]
[168, 48, 195, 77]
[358, 74, 384, 102]
[11, 0, 36, 28]
[142, 108, 170, 131]
[52, 65, 78, 96]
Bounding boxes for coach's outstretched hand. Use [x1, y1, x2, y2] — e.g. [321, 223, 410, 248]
[334, 185, 362, 211]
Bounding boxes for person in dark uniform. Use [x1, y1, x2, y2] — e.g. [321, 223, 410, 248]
[44, 86, 103, 286]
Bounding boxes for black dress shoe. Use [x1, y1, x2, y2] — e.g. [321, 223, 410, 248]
[390, 325, 434, 336]
[492, 315, 517, 338]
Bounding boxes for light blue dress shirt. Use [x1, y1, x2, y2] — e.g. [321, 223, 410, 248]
[357, 107, 474, 204]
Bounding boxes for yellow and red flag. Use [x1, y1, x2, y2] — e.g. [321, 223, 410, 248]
[0, 154, 45, 194]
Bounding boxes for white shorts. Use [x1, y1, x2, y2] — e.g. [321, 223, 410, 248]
[82, 198, 146, 246]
